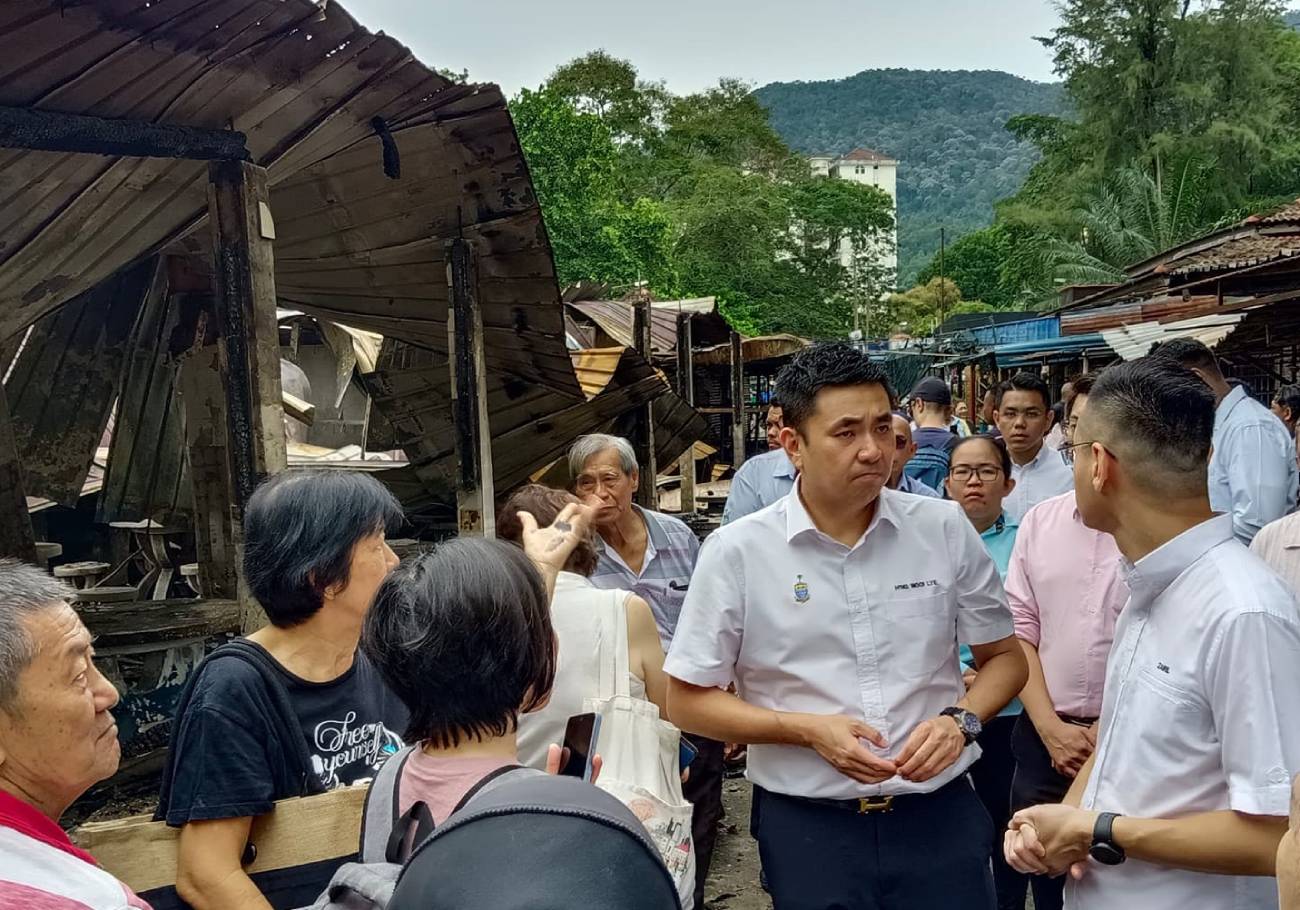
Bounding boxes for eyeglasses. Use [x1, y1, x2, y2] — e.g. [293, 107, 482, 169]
[949, 465, 1004, 483]
[1060, 440, 1099, 464]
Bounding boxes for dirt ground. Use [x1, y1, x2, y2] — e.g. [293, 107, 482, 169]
[704, 779, 770, 909]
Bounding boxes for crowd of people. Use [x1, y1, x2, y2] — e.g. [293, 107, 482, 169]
[2, 339, 1300, 910]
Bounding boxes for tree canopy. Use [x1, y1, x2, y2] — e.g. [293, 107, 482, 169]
[513, 52, 897, 339]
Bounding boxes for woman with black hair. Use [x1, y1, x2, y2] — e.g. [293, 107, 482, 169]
[156, 470, 410, 910]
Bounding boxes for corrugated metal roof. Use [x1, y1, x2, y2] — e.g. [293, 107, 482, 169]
[693, 334, 808, 366]
[568, 300, 680, 354]
[1100, 313, 1245, 361]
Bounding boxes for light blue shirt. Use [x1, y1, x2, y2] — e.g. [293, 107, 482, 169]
[1209, 384, 1298, 544]
[721, 448, 796, 524]
[897, 474, 940, 498]
[960, 513, 1022, 717]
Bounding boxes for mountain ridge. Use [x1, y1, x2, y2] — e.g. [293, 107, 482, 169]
[754, 68, 1067, 286]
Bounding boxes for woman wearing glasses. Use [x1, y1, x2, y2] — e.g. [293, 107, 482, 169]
[946, 434, 1028, 910]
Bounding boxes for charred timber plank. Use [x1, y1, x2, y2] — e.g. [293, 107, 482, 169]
[632, 297, 658, 508]
[207, 160, 286, 631]
[676, 312, 697, 513]
[446, 238, 494, 537]
[178, 347, 238, 601]
[731, 331, 746, 468]
[0, 105, 249, 160]
[0, 381, 36, 561]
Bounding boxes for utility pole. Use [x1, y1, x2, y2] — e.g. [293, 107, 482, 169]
[938, 226, 947, 334]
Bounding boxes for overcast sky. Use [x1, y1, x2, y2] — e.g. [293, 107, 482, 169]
[342, 0, 1064, 96]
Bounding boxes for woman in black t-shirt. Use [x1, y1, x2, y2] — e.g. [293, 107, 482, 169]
[155, 470, 409, 910]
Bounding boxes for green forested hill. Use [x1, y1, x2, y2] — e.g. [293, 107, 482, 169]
[754, 69, 1066, 285]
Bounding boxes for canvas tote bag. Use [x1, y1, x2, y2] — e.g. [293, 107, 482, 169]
[583, 591, 696, 909]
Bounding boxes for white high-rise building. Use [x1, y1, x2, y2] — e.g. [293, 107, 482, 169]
[809, 147, 899, 279]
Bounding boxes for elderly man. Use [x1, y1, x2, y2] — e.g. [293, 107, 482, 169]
[568, 432, 717, 908]
[1005, 358, 1300, 910]
[888, 413, 940, 498]
[0, 560, 151, 909]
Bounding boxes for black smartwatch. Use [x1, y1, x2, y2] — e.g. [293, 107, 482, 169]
[939, 707, 982, 745]
[1089, 812, 1126, 865]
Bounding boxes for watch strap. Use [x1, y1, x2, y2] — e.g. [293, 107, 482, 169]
[1093, 811, 1118, 845]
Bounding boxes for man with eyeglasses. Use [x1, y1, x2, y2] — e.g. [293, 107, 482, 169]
[888, 413, 940, 498]
[1000, 374, 1129, 910]
[995, 373, 1073, 522]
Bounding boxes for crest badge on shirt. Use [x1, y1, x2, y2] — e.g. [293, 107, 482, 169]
[793, 575, 810, 604]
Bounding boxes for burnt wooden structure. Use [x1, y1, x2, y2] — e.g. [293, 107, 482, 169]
[0, 0, 707, 780]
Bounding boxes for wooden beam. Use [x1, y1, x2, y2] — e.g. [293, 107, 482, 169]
[446, 239, 495, 537]
[0, 382, 36, 562]
[178, 348, 238, 601]
[675, 312, 696, 514]
[632, 296, 658, 508]
[207, 161, 287, 631]
[0, 105, 249, 160]
[282, 390, 316, 427]
[731, 331, 747, 468]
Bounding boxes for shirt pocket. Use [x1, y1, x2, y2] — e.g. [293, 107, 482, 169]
[874, 592, 954, 681]
[1124, 668, 1205, 767]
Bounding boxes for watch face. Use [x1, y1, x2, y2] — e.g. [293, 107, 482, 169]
[1089, 843, 1125, 866]
[961, 713, 982, 737]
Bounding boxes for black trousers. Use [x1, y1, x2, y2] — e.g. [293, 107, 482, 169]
[969, 714, 1028, 910]
[1009, 714, 1075, 910]
[754, 778, 996, 910]
[683, 734, 725, 909]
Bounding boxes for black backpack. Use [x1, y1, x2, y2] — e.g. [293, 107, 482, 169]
[390, 773, 683, 910]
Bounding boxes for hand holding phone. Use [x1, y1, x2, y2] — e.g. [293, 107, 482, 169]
[559, 712, 602, 780]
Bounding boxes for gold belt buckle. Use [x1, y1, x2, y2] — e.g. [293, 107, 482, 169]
[857, 796, 894, 814]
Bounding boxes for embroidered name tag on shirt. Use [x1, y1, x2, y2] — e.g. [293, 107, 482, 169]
[894, 579, 939, 591]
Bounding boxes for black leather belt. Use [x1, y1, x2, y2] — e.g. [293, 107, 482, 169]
[787, 777, 966, 814]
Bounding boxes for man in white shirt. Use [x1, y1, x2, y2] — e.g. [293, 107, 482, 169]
[995, 372, 1073, 522]
[1150, 338, 1298, 543]
[666, 343, 1027, 910]
[1004, 357, 1300, 910]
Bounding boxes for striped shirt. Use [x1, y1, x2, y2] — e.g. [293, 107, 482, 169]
[1250, 511, 1300, 595]
[590, 505, 701, 648]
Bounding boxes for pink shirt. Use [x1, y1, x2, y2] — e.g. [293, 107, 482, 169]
[398, 750, 513, 825]
[1006, 491, 1129, 718]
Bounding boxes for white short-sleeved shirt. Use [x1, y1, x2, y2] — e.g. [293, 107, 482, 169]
[1209, 384, 1299, 544]
[1070, 514, 1300, 910]
[1003, 442, 1074, 523]
[664, 483, 1014, 800]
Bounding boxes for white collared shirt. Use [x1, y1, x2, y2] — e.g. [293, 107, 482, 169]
[1209, 384, 1298, 544]
[1003, 442, 1073, 522]
[1251, 511, 1300, 594]
[1070, 515, 1300, 910]
[665, 483, 1013, 800]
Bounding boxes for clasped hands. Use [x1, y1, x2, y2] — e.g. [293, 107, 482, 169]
[799, 713, 966, 784]
[1003, 804, 1099, 879]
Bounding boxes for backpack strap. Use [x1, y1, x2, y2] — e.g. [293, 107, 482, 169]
[384, 800, 436, 865]
[217, 640, 327, 798]
[359, 744, 418, 863]
[451, 764, 529, 815]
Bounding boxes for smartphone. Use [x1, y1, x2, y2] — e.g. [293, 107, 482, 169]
[678, 736, 699, 772]
[560, 712, 602, 780]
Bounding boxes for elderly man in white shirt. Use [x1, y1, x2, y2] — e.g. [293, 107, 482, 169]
[666, 343, 1027, 910]
[1004, 357, 1300, 910]
[1150, 339, 1298, 543]
[995, 373, 1074, 522]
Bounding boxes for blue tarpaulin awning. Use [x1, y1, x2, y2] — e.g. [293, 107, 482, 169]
[991, 333, 1110, 369]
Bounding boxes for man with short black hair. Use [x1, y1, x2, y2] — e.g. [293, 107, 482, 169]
[1274, 384, 1300, 438]
[1004, 357, 1300, 910]
[1150, 338, 1298, 543]
[668, 343, 1027, 910]
[765, 398, 786, 451]
[907, 376, 957, 491]
[996, 372, 1073, 521]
